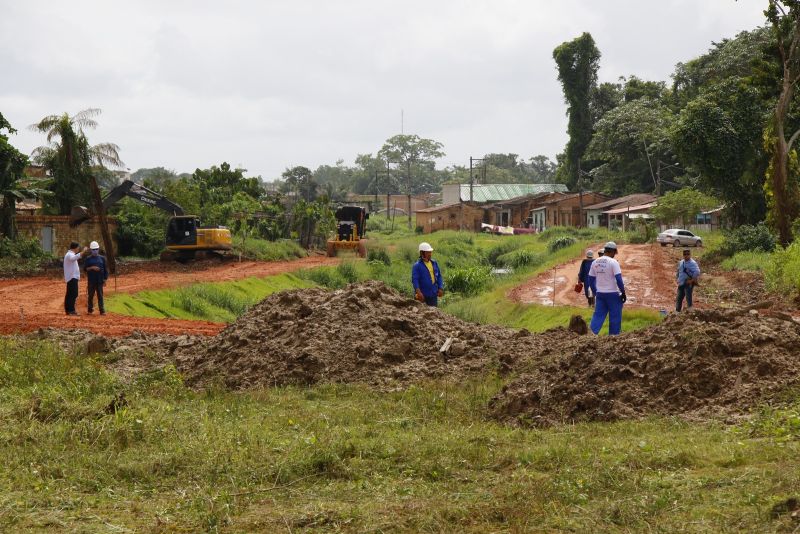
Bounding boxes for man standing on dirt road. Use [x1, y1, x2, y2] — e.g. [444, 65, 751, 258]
[412, 242, 444, 307]
[63, 242, 89, 316]
[676, 249, 701, 312]
[588, 241, 626, 335]
[578, 249, 596, 307]
[84, 241, 109, 315]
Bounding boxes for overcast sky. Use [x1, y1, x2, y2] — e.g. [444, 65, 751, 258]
[0, 0, 767, 180]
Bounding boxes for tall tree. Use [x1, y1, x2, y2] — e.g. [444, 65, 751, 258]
[764, 0, 800, 245]
[553, 32, 601, 189]
[281, 165, 318, 202]
[30, 108, 123, 214]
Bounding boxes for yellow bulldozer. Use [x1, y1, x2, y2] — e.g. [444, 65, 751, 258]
[326, 205, 368, 257]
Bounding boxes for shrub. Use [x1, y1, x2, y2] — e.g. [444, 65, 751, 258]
[496, 249, 544, 269]
[0, 236, 50, 259]
[336, 261, 359, 284]
[367, 247, 391, 266]
[305, 267, 345, 289]
[114, 211, 165, 258]
[486, 240, 521, 266]
[547, 236, 576, 253]
[719, 224, 777, 257]
[764, 241, 800, 296]
[445, 266, 492, 296]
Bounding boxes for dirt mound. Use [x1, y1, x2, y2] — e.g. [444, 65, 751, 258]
[177, 281, 571, 389]
[490, 308, 800, 426]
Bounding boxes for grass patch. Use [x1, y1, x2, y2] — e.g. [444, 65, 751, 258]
[231, 236, 306, 261]
[0, 337, 797, 531]
[107, 273, 313, 322]
[720, 251, 766, 272]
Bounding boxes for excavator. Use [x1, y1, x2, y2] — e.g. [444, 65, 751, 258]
[70, 180, 232, 261]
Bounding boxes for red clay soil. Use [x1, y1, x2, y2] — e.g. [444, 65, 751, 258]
[508, 243, 683, 311]
[0, 256, 337, 337]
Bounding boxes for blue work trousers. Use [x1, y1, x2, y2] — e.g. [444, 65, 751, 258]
[424, 295, 438, 307]
[676, 283, 694, 311]
[590, 292, 623, 336]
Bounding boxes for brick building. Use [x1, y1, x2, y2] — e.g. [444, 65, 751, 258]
[529, 192, 610, 231]
[15, 215, 119, 255]
[415, 202, 486, 234]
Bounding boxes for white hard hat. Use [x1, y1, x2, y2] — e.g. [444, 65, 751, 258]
[418, 242, 434, 252]
[586, 250, 594, 258]
[90, 241, 100, 249]
[604, 241, 617, 251]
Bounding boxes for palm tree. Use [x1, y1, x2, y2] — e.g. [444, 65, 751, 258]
[30, 108, 123, 214]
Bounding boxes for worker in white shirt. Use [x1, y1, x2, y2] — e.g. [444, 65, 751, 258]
[63, 241, 89, 316]
[587, 241, 626, 335]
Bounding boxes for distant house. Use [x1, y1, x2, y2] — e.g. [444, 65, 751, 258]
[529, 192, 610, 231]
[584, 194, 657, 229]
[441, 183, 568, 205]
[603, 202, 658, 231]
[415, 202, 486, 234]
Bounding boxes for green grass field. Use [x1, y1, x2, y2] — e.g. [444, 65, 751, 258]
[107, 273, 314, 323]
[0, 339, 798, 532]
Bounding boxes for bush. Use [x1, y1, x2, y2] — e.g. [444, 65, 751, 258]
[445, 266, 492, 296]
[495, 249, 544, 269]
[719, 224, 777, 257]
[336, 261, 359, 284]
[765, 241, 800, 296]
[305, 267, 345, 289]
[547, 236, 576, 253]
[486, 239, 521, 266]
[0, 236, 49, 259]
[114, 211, 165, 258]
[367, 247, 391, 266]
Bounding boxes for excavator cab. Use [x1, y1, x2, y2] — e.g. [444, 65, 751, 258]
[166, 216, 198, 247]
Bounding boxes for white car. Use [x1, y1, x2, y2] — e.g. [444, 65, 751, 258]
[657, 228, 702, 247]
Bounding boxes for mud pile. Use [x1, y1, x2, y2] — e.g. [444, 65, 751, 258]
[177, 280, 571, 389]
[490, 308, 800, 426]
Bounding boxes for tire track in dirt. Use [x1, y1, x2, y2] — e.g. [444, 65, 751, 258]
[0, 256, 338, 337]
[508, 243, 680, 311]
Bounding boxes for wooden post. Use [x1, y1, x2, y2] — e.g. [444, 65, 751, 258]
[89, 175, 116, 275]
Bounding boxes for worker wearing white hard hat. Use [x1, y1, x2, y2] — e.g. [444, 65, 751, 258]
[412, 242, 444, 306]
[587, 241, 626, 335]
[84, 239, 109, 315]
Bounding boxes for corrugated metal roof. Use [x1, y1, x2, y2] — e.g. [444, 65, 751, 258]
[459, 183, 568, 202]
[585, 193, 656, 210]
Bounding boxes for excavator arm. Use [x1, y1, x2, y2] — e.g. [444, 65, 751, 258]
[70, 179, 184, 226]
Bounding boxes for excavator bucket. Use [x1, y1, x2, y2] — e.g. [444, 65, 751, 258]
[69, 206, 92, 228]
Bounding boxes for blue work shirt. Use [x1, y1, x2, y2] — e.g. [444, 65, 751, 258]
[676, 258, 700, 285]
[84, 254, 108, 285]
[411, 258, 443, 298]
[578, 258, 594, 283]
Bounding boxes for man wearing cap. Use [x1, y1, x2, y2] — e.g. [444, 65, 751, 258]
[412, 242, 444, 306]
[84, 241, 109, 315]
[577, 249, 596, 306]
[676, 249, 701, 311]
[587, 241, 626, 335]
[63, 242, 89, 315]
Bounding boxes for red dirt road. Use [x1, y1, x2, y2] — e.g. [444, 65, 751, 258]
[0, 256, 338, 337]
[508, 243, 680, 310]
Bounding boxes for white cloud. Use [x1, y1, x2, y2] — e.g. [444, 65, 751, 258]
[0, 0, 767, 179]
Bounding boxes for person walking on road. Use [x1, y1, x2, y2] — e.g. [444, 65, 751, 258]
[676, 248, 701, 312]
[84, 240, 109, 315]
[577, 249, 596, 307]
[587, 241, 626, 335]
[412, 242, 444, 307]
[63, 242, 88, 316]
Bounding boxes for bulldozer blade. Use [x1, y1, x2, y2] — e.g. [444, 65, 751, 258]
[69, 206, 92, 227]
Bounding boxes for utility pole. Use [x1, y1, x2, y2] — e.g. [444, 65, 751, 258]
[407, 159, 412, 229]
[374, 169, 379, 206]
[469, 157, 485, 203]
[386, 160, 391, 218]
